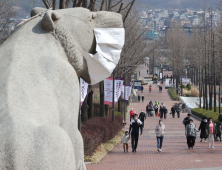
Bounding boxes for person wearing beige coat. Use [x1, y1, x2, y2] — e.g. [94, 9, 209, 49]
[155, 120, 166, 152]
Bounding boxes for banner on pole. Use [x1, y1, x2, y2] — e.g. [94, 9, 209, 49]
[80, 78, 88, 107]
[121, 85, 125, 99]
[114, 78, 124, 104]
[125, 85, 132, 102]
[104, 77, 113, 105]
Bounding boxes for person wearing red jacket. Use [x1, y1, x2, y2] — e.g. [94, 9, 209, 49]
[129, 108, 135, 122]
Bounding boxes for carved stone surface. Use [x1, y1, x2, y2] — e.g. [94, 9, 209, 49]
[0, 7, 123, 170]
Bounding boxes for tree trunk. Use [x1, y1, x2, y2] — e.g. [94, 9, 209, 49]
[205, 66, 208, 110]
[199, 68, 202, 108]
[87, 85, 94, 119]
[219, 76, 221, 113]
[203, 69, 205, 109]
[52, 0, 56, 10]
[209, 75, 212, 110]
[81, 95, 89, 123]
[118, 99, 121, 112]
[82, 0, 88, 7]
[59, 0, 65, 9]
[99, 81, 105, 117]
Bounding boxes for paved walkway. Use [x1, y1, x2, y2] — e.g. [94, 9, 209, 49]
[86, 65, 222, 170]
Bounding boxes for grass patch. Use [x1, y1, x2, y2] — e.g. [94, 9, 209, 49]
[168, 88, 180, 100]
[192, 107, 220, 123]
[84, 130, 124, 163]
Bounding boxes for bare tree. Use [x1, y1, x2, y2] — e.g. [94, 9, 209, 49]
[0, 0, 15, 44]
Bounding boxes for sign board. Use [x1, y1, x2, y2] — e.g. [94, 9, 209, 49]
[134, 81, 142, 87]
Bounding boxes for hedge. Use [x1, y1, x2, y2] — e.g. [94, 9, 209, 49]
[192, 107, 220, 123]
[81, 115, 123, 156]
[168, 88, 179, 100]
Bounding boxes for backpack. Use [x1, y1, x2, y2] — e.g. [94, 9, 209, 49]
[183, 117, 190, 126]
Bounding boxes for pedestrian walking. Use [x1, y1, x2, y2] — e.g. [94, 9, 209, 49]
[154, 103, 158, 117]
[139, 110, 146, 128]
[149, 85, 152, 92]
[156, 101, 159, 106]
[146, 104, 149, 117]
[129, 108, 135, 122]
[147, 69, 148, 74]
[157, 82, 160, 87]
[183, 114, 191, 129]
[149, 100, 153, 106]
[185, 119, 196, 149]
[218, 112, 222, 130]
[205, 118, 217, 149]
[155, 120, 166, 152]
[175, 103, 181, 118]
[198, 116, 207, 143]
[121, 131, 130, 152]
[171, 105, 175, 118]
[182, 103, 186, 113]
[171, 75, 173, 81]
[138, 95, 140, 102]
[142, 95, 145, 102]
[139, 71, 140, 76]
[160, 103, 167, 119]
[216, 122, 221, 141]
[141, 86, 144, 93]
[129, 114, 143, 152]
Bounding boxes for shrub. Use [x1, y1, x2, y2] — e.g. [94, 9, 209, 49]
[168, 88, 179, 100]
[81, 115, 123, 156]
[192, 107, 220, 123]
[186, 84, 191, 90]
[191, 86, 199, 97]
[181, 85, 186, 89]
[182, 88, 191, 96]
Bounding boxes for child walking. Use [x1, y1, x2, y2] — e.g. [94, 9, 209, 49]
[121, 131, 130, 152]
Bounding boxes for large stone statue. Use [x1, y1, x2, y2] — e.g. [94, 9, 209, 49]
[0, 7, 123, 170]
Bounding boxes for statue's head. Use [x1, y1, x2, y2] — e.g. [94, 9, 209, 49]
[31, 7, 123, 83]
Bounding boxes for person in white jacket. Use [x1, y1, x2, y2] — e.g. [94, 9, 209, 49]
[155, 120, 166, 152]
[121, 131, 130, 152]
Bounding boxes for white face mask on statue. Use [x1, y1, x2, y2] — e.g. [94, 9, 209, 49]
[209, 121, 212, 123]
[84, 28, 125, 85]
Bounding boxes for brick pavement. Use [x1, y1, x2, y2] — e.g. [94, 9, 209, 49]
[86, 65, 222, 170]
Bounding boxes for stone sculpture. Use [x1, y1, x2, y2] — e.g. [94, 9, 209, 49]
[0, 7, 123, 170]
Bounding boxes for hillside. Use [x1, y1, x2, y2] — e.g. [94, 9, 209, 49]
[15, 0, 220, 18]
[143, 0, 219, 10]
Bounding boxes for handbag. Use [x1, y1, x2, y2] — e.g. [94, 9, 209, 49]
[158, 113, 160, 117]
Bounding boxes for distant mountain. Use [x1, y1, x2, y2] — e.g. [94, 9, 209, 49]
[142, 0, 220, 10]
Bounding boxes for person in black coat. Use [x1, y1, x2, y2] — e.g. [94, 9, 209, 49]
[138, 95, 140, 102]
[171, 105, 176, 118]
[139, 110, 146, 128]
[216, 122, 221, 141]
[198, 116, 207, 142]
[218, 112, 222, 130]
[129, 114, 143, 152]
[160, 103, 167, 119]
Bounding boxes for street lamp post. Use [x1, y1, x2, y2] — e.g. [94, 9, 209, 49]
[112, 65, 136, 122]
